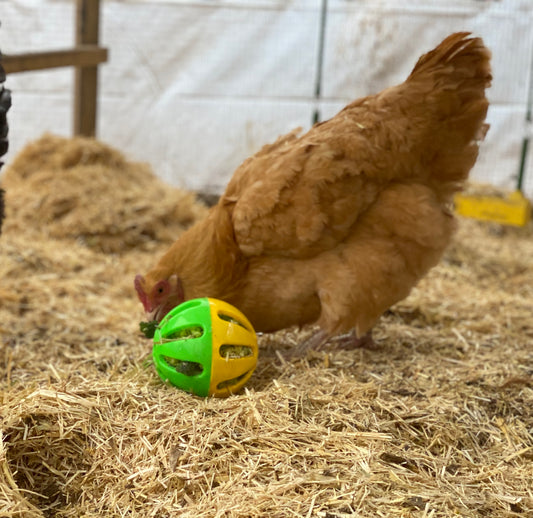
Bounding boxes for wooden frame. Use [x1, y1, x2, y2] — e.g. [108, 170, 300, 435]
[1, 0, 108, 137]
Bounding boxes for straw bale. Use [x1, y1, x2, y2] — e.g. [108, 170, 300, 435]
[0, 136, 532, 517]
[1, 134, 208, 253]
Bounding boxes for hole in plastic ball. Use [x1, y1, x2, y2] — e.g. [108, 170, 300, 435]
[216, 370, 251, 390]
[163, 356, 203, 377]
[219, 344, 254, 360]
[161, 325, 204, 342]
[217, 312, 251, 331]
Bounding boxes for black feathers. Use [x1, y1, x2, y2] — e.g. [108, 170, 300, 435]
[0, 54, 11, 235]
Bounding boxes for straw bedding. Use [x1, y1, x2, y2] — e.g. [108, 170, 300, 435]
[0, 135, 532, 517]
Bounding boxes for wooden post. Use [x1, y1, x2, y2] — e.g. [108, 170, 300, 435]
[3, 47, 107, 74]
[74, 0, 101, 137]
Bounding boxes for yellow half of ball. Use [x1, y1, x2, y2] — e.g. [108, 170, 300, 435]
[207, 298, 258, 397]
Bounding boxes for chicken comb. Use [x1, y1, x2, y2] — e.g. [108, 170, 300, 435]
[134, 274, 150, 312]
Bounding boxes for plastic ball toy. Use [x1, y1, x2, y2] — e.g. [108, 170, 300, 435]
[152, 298, 258, 397]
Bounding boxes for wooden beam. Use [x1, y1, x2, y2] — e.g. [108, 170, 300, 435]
[2, 46, 108, 74]
[74, 0, 102, 137]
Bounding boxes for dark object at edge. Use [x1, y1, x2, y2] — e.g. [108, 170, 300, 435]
[0, 54, 12, 234]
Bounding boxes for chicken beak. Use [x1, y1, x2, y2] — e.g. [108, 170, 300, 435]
[135, 274, 185, 322]
[150, 275, 185, 322]
[147, 308, 160, 322]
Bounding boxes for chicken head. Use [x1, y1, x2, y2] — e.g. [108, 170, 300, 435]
[134, 273, 184, 322]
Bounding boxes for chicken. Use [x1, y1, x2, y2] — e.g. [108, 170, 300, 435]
[135, 32, 491, 350]
[0, 55, 11, 235]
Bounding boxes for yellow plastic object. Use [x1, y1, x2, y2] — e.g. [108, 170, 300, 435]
[208, 299, 258, 397]
[454, 190, 531, 227]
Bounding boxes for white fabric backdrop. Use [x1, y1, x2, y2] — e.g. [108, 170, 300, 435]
[1, 0, 532, 196]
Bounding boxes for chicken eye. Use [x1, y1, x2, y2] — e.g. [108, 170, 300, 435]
[154, 282, 167, 296]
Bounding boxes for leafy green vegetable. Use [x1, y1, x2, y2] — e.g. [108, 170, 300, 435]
[140, 320, 158, 339]
[219, 345, 253, 359]
[164, 326, 204, 341]
[163, 356, 203, 376]
[218, 313, 248, 330]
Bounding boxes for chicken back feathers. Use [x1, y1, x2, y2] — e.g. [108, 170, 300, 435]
[228, 32, 490, 259]
[136, 32, 491, 339]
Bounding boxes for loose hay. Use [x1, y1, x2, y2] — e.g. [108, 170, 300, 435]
[0, 136, 532, 517]
[1, 134, 207, 253]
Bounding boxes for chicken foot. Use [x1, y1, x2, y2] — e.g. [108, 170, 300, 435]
[328, 329, 378, 350]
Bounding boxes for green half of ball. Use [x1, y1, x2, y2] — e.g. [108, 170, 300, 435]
[152, 298, 214, 397]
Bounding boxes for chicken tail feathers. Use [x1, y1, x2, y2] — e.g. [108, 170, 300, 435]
[405, 32, 492, 194]
[408, 32, 491, 87]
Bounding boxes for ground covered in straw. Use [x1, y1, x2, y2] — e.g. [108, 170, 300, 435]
[0, 135, 532, 517]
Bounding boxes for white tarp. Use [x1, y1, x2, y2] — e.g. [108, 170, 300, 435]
[1, 0, 532, 196]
